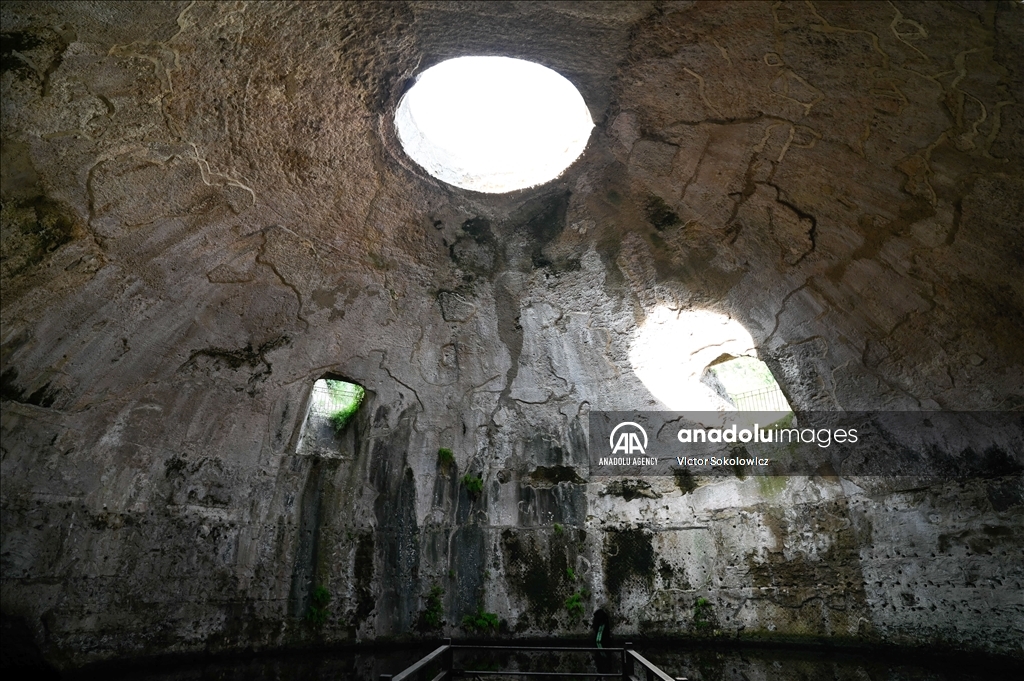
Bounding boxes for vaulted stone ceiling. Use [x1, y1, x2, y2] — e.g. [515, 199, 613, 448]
[1, 0, 1022, 670]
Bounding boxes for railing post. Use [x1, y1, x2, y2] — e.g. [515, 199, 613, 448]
[443, 638, 453, 675]
[622, 641, 633, 680]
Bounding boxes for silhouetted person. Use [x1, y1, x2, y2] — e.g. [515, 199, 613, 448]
[592, 609, 616, 674]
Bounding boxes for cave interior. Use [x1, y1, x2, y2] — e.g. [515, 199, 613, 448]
[1, 0, 1022, 675]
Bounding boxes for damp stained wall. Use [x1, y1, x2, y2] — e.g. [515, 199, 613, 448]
[1, 0, 1022, 669]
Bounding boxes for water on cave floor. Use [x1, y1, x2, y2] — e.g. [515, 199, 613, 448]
[66, 643, 1018, 681]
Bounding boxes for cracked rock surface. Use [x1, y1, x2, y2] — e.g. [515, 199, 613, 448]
[1, 0, 1022, 669]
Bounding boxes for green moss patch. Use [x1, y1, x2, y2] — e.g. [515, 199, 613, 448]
[327, 380, 364, 432]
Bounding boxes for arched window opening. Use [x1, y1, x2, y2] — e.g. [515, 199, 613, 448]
[309, 378, 365, 432]
[702, 355, 791, 412]
[296, 377, 365, 458]
[628, 306, 791, 416]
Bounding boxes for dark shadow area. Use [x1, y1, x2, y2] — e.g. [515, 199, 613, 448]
[51, 639, 1022, 681]
[0, 614, 61, 680]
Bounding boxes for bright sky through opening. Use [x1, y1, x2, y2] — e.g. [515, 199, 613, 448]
[395, 56, 594, 193]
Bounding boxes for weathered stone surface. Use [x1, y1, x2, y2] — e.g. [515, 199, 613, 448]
[1, 0, 1022, 669]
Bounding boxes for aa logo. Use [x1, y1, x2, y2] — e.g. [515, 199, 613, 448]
[609, 422, 648, 455]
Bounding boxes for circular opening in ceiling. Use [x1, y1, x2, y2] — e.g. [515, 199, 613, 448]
[394, 56, 594, 194]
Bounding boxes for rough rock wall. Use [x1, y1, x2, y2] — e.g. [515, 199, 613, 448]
[1, 0, 1021, 669]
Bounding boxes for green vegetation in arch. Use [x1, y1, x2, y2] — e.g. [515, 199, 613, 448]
[327, 379, 365, 432]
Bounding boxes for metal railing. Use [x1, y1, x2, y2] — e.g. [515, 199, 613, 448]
[731, 385, 790, 412]
[622, 647, 676, 681]
[307, 380, 363, 417]
[380, 641, 685, 681]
